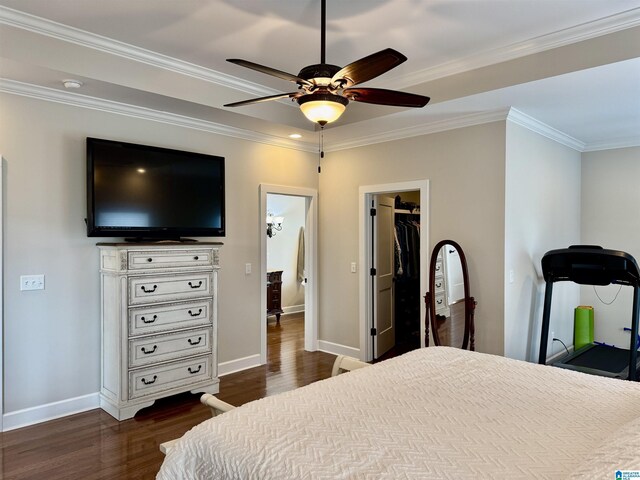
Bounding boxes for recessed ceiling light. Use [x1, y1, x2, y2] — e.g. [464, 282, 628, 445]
[62, 79, 83, 89]
[137, 168, 146, 174]
[289, 133, 302, 139]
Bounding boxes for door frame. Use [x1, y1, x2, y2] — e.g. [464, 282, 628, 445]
[0, 158, 4, 431]
[359, 180, 429, 362]
[259, 184, 318, 364]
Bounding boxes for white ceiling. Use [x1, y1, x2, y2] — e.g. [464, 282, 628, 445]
[1, 0, 640, 152]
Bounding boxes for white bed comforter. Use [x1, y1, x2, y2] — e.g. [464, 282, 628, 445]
[157, 347, 640, 479]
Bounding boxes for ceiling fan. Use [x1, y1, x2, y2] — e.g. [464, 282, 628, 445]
[224, 0, 430, 126]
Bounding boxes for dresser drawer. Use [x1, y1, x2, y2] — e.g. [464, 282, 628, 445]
[434, 292, 447, 312]
[128, 249, 213, 270]
[129, 299, 212, 336]
[129, 355, 212, 399]
[434, 261, 443, 275]
[434, 278, 445, 294]
[129, 327, 212, 368]
[128, 272, 213, 305]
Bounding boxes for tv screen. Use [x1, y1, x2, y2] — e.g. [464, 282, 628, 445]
[86, 138, 225, 239]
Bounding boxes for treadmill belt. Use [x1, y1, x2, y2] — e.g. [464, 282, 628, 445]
[566, 344, 631, 373]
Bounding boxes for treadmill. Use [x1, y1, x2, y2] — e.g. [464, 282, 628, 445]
[538, 245, 640, 381]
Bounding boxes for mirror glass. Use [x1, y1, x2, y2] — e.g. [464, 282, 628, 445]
[427, 240, 475, 349]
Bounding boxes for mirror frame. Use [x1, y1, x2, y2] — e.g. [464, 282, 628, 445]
[425, 239, 476, 350]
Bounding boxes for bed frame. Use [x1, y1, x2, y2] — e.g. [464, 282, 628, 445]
[159, 355, 370, 454]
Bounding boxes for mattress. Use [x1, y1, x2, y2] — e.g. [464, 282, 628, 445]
[157, 347, 640, 479]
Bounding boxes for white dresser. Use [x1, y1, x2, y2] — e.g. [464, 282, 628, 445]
[98, 242, 221, 420]
[433, 250, 450, 317]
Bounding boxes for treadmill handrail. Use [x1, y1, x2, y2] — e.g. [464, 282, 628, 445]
[541, 246, 640, 286]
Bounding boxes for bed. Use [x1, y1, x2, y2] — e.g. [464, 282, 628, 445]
[157, 347, 640, 479]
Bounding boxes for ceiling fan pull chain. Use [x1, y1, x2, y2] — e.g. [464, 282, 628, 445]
[318, 127, 325, 174]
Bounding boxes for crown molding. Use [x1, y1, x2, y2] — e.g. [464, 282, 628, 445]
[3, 78, 636, 155]
[391, 8, 640, 89]
[0, 5, 281, 99]
[583, 137, 640, 152]
[0, 79, 316, 152]
[328, 107, 603, 153]
[327, 109, 512, 152]
[1, 77, 514, 153]
[506, 108, 586, 151]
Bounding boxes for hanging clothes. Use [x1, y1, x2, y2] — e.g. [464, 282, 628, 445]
[394, 216, 420, 280]
[394, 213, 421, 348]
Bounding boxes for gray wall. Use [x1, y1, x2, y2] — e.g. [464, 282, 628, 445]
[504, 121, 581, 361]
[1, 93, 317, 413]
[4, 90, 603, 424]
[318, 122, 507, 355]
[581, 146, 640, 348]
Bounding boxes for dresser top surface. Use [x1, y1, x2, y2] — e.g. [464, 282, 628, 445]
[97, 241, 223, 247]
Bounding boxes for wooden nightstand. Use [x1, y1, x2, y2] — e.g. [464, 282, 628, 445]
[266, 270, 283, 324]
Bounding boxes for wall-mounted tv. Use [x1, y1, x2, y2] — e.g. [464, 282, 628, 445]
[86, 137, 225, 239]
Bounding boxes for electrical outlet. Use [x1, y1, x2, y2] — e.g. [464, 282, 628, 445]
[550, 331, 555, 353]
[21, 274, 45, 291]
[350, 262, 357, 273]
[245, 263, 252, 275]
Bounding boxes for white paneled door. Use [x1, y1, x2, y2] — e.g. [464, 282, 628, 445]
[373, 195, 395, 358]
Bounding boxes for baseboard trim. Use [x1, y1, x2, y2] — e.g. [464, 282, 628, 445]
[2, 356, 263, 431]
[317, 340, 361, 359]
[2, 393, 100, 431]
[218, 354, 262, 376]
[282, 304, 305, 315]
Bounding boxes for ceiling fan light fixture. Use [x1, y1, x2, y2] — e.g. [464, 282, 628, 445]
[297, 93, 348, 126]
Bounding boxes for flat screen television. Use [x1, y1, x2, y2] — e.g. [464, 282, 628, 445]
[86, 137, 225, 239]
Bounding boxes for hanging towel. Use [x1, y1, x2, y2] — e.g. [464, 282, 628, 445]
[297, 226, 305, 283]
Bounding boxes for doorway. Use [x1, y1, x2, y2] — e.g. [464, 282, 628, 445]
[260, 185, 318, 366]
[266, 193, 306, 342]
[359, 180, 429, 362]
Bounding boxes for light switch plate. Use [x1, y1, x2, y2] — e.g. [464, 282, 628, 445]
[21, 274, 45, 291]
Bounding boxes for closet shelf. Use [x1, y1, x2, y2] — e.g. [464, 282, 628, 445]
[395, 208, 420, 214]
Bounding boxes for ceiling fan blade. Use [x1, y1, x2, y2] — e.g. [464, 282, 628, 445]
[344, 88, 430, 108]
[331, 48, 407, 88]
[224, 92, 301, 108]
[227, 59, 312, 87]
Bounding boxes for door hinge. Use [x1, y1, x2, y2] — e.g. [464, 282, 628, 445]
[370, 207, 376, 217]
[370, 327, 377, 336]
[370, 267, 376, 276]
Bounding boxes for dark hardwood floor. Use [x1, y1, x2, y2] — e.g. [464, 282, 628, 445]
[0, 313, 336, 480]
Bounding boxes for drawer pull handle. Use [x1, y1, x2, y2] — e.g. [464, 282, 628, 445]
[193, 256, 199, 260]
[188, 281, 203, 289]
[141, 314, 158, 324]
[141, 375, 157, 385]
[437, 299, 443, 305]
[188, 337, 202, 346]
[141, 345, 158, 355]
[188, 309, 203, 317]
[147, 258, 153, 262]
[188, 365, 202, 375]
[141, 285, 158, 293]
[436, 282, 442, 288]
